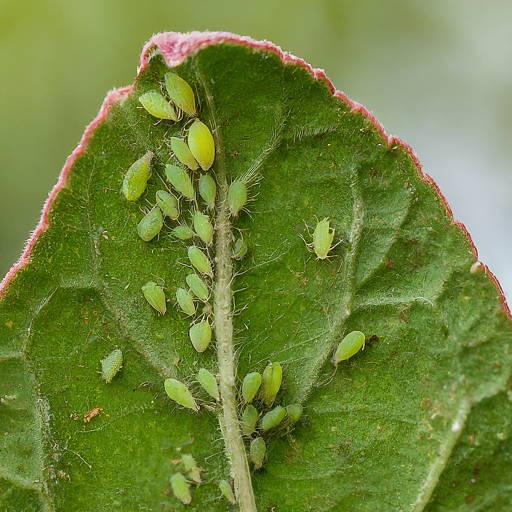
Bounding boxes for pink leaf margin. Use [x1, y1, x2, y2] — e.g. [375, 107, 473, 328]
[1, 31, 510, 319]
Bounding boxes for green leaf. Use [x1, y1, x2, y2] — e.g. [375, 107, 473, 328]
[1, 32, 511, 511]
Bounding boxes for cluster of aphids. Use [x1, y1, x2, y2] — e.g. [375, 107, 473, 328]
[120, 72, 249, 353]
[98, 69, 369, 506]
[239, 362, 302, 470]
[167, 453, 238, 506]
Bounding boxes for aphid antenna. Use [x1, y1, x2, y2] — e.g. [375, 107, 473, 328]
[195, 309, 211, 322]
[231, 284, 249, 296]
[298, 232, 313, 253]
[155, 172, 171, 191]
[233, 305, 249, 323]
[232, 341, 247, 363]
[137, 203, 153, 215]
[176, 260, 194, 270]
[204, 449, 225, 462]
[181, 116, 196, 131]
[316, 369, 338, 388]
[236, 249, 283, 276]
[148, 274, 166, 287]
[302, 218, 315, 239]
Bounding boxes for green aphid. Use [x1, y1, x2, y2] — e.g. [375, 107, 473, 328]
[241, 372, 262, 403]
[285, 404, 303, 424]
[233, 238, 248, 260]
[170, 137, 199, 171]
[188, 120, 215, 171]
[227, 180, 248, 217]
[193, 211, 214, 245]
[137, 207, 163, 242]
[181, 454, 201, 484]
[164, 378, 198, 412]
[172, 225, 195, 240]
[100, 349, 123, 384]
[164, 72, 196, 117]
[142, 281, 166, 315]
[189, 320, 211, 353]
[219, 480, 236, 505]
[249, 437, 266, 470]
[313, 218, 335, 260]
[332, 331, 365, 365]
[165, 164, 195, 200]
[188, 246, 213, 277]
[241, 405, 259, 436]
[197, 368, 219, 400]
[139, 90, 177, 120]
[261, 362, 282, 406]
[186, 273, 209, 301]
[156, 190, 179, 219]
[169, 472, 192, 505]
[198, 174, 216, 209]
[121, 151, 153, 201]
[261, 406, 286, 431]
[176, 288, 196, 316]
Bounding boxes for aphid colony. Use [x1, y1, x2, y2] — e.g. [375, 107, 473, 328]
[113, 70, 368, 507]
[169, 453, 235, 506]
[117, 71, 255, 506]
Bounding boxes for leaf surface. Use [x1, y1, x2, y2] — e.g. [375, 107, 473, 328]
[1, 32, 511, 511]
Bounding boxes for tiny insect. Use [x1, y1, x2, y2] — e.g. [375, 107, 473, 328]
[261, 362, 282, 406]
[261, 406, 286, 431]
[186, 274, 209, 301]
[100, 349, 123, 383]
[156, 190, 179, 219]
[285, 404, 303, 424]
[137, 207, 163, 242]
[197, 368, 219, 400]
[470, 261, 482, 274]
[188, 120, 215, 171]
[164, 72, 197, 117]
[332, 331, 365, 366]
[171, 225, 195, 240]
[169, 472, 192, 505]
[241, 405, 259, 436]
[142, 281, 166, 315]
[198, 174, 216, 209]
[189, 320, 212, 353]
[218, 480, 236, 505]
[165, 164, 195, 200]
[232, 237, 248, 260]
[188, 246, 213, 277]
[121, 151, 153, 201]
[139, 90, 177, 120]
[227, 180, 248, 217]
[176, 288, 196, 316]
[181, 454, 201, 484]
[241, 372, 262, 403]
[303, 217, 337, 259]
[192, 211, 214, 245]
[164, 378, 198, 412]
[249, 437, 266, 470]
[170, 137, 199, 171]
[83, 407, 103, 423]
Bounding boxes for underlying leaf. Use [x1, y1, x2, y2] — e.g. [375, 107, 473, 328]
[1, 32, 511, 511]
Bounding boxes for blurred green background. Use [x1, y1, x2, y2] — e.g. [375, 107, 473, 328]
[1, 0, 511, 296]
